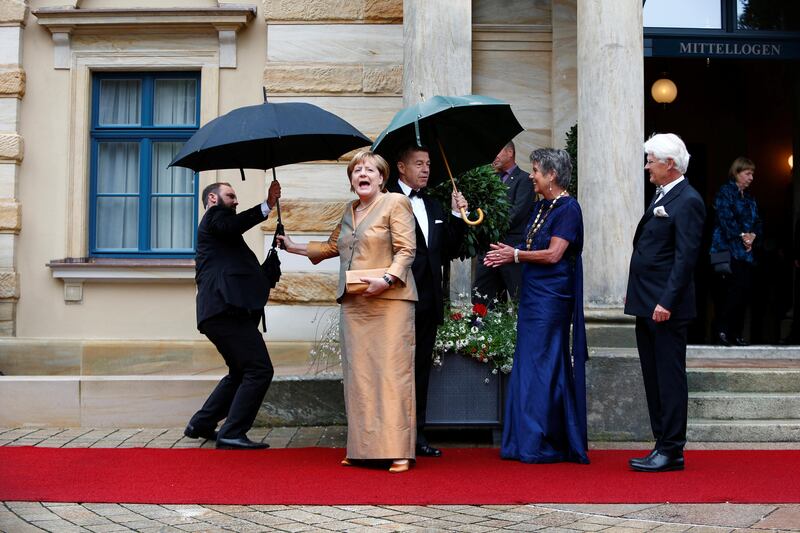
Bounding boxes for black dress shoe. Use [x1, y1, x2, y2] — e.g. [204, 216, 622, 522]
[717, 332, 731, 346]
[630, 451, 684, 472]
[628, 449, 659, 468]
[734, 337, 749, 346]
[216, 437, 270, 450]
[416, 444, 442, 457]
[184, 424, 218, 441]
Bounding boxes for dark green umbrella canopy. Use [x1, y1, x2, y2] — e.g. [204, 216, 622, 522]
[371, 94, 523, 186]
[169, 101, 371, 172]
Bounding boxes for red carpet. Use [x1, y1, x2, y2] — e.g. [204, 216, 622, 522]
[1, 447, 799, 504]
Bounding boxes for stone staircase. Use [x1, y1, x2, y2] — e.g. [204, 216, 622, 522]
[686, 346, 800, 442]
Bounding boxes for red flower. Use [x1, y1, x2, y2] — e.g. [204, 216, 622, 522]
[451, 312, 463, 321]
[472, 303, 488, 317]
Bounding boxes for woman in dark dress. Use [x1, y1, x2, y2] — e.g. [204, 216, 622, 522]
[709, 156, 761, 346]
[483, 147, 589, 464]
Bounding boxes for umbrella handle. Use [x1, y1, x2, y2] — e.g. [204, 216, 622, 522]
[460, 206, 484, 226]
[437, 139, 484, 226]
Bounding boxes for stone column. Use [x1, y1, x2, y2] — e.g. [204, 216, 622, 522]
[403, 0, 472, 300]
[577, 0, 643, 345]
[0, 0, 27, 336]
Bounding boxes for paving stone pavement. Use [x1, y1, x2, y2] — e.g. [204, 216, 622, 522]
[1, 426, 798, 533]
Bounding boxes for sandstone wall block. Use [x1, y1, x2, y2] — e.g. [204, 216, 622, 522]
[0, 69, 24, 97]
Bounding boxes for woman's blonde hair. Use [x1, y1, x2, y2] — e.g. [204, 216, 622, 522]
[347, 150, 389, 192]
[728, 156, 755, 180]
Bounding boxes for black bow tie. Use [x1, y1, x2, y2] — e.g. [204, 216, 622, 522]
[408, 189, 420, 198]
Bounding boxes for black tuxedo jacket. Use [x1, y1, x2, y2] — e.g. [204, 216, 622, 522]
[624, 179, 705, 320]
[388, 181, 464, 324]
[195, 204, 269, 329]
[502, 166, 535, 246]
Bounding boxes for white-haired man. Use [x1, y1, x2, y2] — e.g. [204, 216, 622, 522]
[624, 133, 705, 472]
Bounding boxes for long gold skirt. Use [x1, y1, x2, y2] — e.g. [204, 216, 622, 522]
[339, 294, 416, 460]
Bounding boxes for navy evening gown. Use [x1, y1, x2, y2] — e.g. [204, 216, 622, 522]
[500, 195, 589, 464]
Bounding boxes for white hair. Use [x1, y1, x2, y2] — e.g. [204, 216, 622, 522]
[643, 133, 690, 174]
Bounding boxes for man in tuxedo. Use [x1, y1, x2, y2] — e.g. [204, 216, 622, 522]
[473, 141, 535, 306]
[185, 180, 281, 450]
[388, 145, 468, 457]
[624, 133, 705, 472]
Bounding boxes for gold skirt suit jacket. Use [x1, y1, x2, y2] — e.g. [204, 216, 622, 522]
[307, 192, 419, 460]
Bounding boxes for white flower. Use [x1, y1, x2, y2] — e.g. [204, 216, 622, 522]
[445, 340, 454, 349]
[484, 378, 490, 384]
[492, 368, 498, 375]
[471, 326, 479, 334]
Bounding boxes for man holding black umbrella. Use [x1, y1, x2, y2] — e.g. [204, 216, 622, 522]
[388, 145, 468, 458]
[185, 180, 281, 450]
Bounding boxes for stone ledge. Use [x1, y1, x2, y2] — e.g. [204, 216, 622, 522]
[0, 0, 27, 24]
[262, 200, 348, 233]
[0, 374, 346, 427]
[0, 134, 23, 162]
[33, 5, 257, 31]
[0, 200, 20, 232]
[0, 338, 316, 376]
[0, 69, 25, 98]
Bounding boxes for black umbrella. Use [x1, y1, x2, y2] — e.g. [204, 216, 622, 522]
[169, 93, 371, 325]
[372, 95, 523, 226]
[169, 100, 371, 174]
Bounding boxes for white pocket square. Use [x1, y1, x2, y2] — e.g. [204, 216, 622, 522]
[434, 219, 444, 224]
[653, 206, 669, 218]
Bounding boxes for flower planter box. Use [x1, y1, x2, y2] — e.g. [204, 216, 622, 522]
[425, 351, 505, 427]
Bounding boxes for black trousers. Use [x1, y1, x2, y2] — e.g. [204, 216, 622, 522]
[713, 258, 753, 339]
[414, 306, 438, 447]
[190, 312, 274, 440]
[635, 316, 689, 457]
[473, 256, 522, 306]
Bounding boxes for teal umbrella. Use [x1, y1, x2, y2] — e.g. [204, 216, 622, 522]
[372, 94, 523, 225]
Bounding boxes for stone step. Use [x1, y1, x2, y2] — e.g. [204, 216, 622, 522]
[688, 392, 800, 420]
[688, 369, 800, 393]
[688, 345, 800, 359]
[0, 375, 345, 428]
[688, 419, 800, 442]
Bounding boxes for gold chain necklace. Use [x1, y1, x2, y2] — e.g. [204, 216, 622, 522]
[355, 198, 376, 212]
[525, 190, 567, 250]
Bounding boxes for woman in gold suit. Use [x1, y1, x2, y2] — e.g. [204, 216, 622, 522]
[278, 150, 417, 473]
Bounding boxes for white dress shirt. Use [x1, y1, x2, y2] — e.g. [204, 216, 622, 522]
[654, 175, 684, 204]
[398, 180, 429, 245]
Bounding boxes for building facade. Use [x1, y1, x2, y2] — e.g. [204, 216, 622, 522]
[1, 0, 798, 427]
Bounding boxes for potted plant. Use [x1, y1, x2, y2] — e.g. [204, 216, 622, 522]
[425, 295, 517, 427]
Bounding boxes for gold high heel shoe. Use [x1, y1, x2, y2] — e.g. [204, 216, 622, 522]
[389, 459, 410, 473]
[341, 458, 353, 466]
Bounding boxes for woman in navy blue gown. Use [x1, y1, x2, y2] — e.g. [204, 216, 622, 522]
[483, 148, 589, 464]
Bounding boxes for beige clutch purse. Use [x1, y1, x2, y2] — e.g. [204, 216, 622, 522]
[345, 268, 386, 294]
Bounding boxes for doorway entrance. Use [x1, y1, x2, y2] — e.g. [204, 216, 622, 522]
[644, 57, 798, 344]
